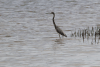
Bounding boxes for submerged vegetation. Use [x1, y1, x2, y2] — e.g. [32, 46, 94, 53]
[71, 26, 100, 44]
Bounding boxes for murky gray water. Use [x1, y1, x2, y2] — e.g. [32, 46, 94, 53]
[0, 0, 100, 67]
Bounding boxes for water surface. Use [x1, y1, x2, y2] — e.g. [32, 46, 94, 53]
[0, 0, 100, 67]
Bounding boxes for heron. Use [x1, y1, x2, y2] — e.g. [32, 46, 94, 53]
[46, 12, 67, 38]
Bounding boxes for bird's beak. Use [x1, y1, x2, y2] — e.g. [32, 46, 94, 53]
[46, 13, 51, 14]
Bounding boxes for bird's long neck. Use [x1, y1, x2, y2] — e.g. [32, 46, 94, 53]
[52, 13, 56, 27]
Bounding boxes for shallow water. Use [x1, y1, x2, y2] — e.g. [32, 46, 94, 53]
[0, 0, 100, 67]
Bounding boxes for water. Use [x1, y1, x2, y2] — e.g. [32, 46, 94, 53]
[0, 0, 100, 67]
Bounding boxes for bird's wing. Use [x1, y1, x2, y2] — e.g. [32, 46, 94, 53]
[56, 26, 65, 35]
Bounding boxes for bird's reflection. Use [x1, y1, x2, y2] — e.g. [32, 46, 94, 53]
[55, 38, 64, 44]
[52, 38, 65, 52]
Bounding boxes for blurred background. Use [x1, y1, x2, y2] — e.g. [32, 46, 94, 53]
[0, 0, 100, 67]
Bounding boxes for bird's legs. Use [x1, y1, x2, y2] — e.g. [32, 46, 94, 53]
[62, 35, 64, 38]
[59, 34, 61, 38]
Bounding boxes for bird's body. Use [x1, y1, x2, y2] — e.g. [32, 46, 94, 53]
[46, 12, 67, 38]
[55, 26, 67, 37]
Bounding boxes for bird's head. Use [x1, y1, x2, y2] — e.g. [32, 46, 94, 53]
[46, 12, 55, 14]
[51, 12, 54, 14]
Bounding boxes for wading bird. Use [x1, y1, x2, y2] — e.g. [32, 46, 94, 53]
[46, 12, 67, 38]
